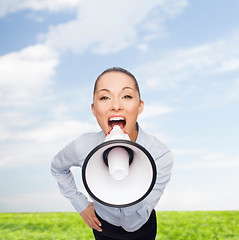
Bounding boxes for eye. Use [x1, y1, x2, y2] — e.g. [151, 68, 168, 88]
[123, 95, 133, 99]
[100, 96, 109, 100]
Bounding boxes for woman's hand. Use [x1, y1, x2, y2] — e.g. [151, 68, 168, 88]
[80, 202, 102, 232]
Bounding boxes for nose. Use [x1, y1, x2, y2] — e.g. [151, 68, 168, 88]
[111, 98, 122, 111]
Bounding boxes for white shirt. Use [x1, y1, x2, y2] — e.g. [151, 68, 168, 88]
[51, 125, 173, 232]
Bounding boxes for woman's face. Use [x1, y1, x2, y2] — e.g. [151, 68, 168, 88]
[92, 71, 144, 142]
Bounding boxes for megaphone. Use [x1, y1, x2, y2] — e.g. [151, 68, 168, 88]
[82, 125, 156, 208]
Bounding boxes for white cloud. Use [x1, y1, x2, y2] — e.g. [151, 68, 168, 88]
[0, 0, 188, 55]
[137, 44, 149, 52]
[228, 78, 239, 98]
[136, 32, 239, 91]
[0, 120, 98, 169]
[176, 152, 239, 170]
[43, 0, 188, 54]
[173, 148, 206, 156]
[140, 102, 174, 119]
[0, 44, 63, 170]
[160, 0, 189, 17]
[195, 77, 239, 109]
[0, 0, 82, 17]
[0, 192, 74, 212]
[0, 44, 59, 106]
[15, 120, 99, 143]
[158, 187, 239, 211]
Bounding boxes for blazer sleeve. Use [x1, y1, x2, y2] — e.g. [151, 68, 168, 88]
[51, 138, 91, 213]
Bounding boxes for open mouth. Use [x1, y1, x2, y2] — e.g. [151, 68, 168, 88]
[108, 116, 126, 130]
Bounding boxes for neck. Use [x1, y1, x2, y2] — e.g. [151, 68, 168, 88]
[130, 123, 139, 142]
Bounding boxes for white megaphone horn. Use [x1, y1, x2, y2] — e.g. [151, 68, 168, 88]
[82, 125, 156, 208]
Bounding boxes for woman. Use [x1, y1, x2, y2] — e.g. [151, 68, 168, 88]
[51, 67, 173, 240]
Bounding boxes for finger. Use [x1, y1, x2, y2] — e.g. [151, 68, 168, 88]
[93, 216, 102, 227]
[91, 220, 102, 232]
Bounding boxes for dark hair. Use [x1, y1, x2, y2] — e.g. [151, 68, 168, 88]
[93, 67, 141, 99]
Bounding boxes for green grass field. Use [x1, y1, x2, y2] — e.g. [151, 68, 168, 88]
[0, 211, 238, 240]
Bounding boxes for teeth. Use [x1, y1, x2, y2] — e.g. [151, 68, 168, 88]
[109, 117, 125, 121]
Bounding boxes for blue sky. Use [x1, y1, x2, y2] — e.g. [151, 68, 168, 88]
[0, 0, 239, 212]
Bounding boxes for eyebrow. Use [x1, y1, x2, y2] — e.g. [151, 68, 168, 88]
[96, 87, 135, 95]
[122, 87, 134, 91]
[96, 88, 110, 94]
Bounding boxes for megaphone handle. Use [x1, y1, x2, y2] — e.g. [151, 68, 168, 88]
[103, 146, 134, 166]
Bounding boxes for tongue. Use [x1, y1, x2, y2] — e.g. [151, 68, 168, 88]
[111, 121, 124, 130]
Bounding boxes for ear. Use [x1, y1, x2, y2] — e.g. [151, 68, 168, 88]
[138, 100, 144, 115]
[91, 103, 96, 117]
